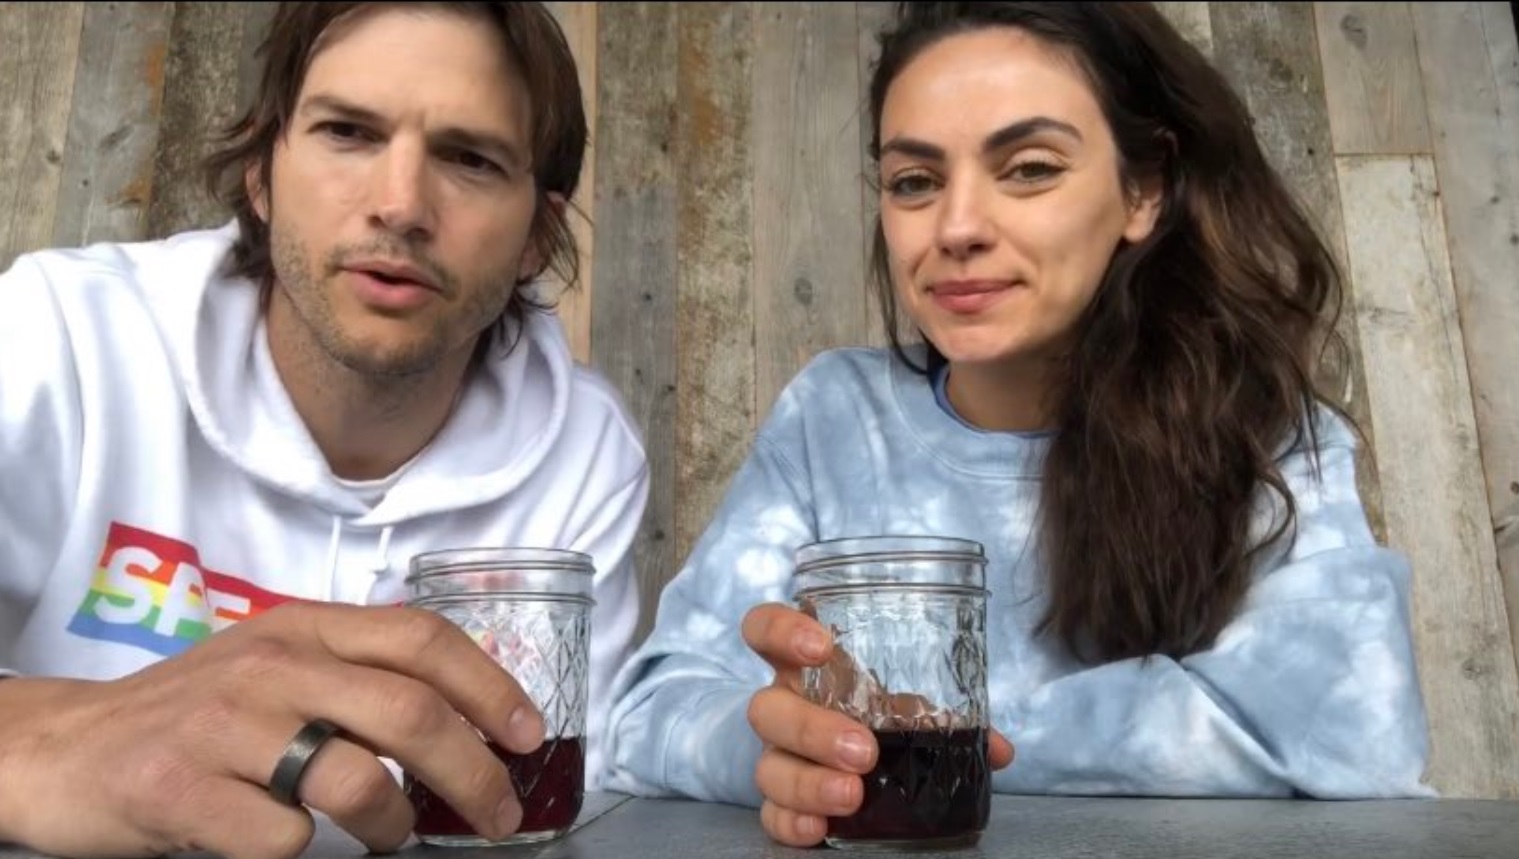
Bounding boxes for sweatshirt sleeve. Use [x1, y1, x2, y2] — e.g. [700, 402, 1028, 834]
[0, 255, 83, 668]
[995, 426, 1435, 799]
[553, 380, 652, 790]
[600, 430, 815, 805]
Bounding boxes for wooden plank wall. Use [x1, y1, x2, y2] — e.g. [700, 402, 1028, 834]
[1, 1, 1517, 799]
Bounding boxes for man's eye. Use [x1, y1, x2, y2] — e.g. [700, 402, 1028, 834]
[451, 150, 503, 175]
[318, 121, 371, 142]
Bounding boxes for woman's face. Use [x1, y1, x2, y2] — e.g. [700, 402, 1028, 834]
[879, 27, 1162, 372]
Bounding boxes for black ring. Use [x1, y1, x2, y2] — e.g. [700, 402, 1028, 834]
[268, 719, 342, 806]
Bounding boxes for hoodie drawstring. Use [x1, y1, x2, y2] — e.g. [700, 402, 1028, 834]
[325, 517, 342, 601]
[371, 525, 394, 577]
[324, 518, 396, 603]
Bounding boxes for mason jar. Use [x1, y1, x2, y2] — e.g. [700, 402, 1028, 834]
[402, 548, 595, 846]
[794, 535, 991, 851]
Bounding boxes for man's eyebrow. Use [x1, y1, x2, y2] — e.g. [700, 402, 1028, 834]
[879, 116, 1084, 162]
[298, 94, 529, 170]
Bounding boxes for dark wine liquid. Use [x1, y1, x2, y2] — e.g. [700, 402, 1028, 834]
[829, 728, 990, 843]
[405, 736, 584, 837]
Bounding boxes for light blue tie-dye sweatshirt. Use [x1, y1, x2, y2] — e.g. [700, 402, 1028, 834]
[602, 346, 1434, 803]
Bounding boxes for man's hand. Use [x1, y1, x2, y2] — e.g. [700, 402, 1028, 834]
[0, 601, 544, 859]
[741, 603, 1015, 848]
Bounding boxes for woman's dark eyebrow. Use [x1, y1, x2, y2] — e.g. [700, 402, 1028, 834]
[880, 116, 1083, 162]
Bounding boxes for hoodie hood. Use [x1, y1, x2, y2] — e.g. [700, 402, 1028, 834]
[152, 223, 575, 529]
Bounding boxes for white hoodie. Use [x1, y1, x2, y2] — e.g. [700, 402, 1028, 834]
[0, 224, 650, 785]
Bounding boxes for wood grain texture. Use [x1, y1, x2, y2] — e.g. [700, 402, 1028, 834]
[752, 1, 873, 417]
[856, 1, 896, 350]
[592, 2, 679, 641]
[1338, 154, 1519, 799]
[547, 1, 598, 366]
[50, 2, 172, 249]
[0, 3, 84, 271]
[1315, 3, 1432, 154]
[673, 3, 755, 569]
[236, 1, 276, 117]
[1155, 1, 1216, 57]
[1412, 2, 1519, 691]
[1209, 1, 1387, 546]
[145, 2, 265, 237]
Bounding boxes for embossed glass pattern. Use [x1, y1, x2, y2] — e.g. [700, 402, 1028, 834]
[404, 549, 595, 847]
[795, 536, 991, 851]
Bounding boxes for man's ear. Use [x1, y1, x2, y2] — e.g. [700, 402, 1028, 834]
[246, 162, 269, 223]
[518, 191, 567, 282]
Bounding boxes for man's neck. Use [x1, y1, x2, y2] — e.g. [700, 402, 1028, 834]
[265, 295, 472, 481]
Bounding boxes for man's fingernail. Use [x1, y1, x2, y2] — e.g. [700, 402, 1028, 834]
[794, 629, 828, 660]
[495, 795, 523, 838]
[507, 705, 544, 751]
[837, 733, 873, 770]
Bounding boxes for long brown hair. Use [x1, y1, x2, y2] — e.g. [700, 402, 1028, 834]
[202, 1, 586, 348]
[867, 2, 1353, 663]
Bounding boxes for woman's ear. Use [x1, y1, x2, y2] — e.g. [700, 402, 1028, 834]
[1122, 172, 1164, 244]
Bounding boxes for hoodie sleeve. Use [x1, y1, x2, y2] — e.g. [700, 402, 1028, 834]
[600, 429, 814, 805]
[993, 432, 1435, 799]
[0, 255, 83, 668]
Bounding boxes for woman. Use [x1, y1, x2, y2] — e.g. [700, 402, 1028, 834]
[602, 1, 1433, 847]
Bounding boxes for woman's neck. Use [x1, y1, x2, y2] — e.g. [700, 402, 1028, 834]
[943, 357, 1060, 433]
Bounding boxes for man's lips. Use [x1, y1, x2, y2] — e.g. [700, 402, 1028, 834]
[342, 259, 439, 291]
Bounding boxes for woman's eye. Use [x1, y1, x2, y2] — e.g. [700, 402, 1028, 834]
[1006, 160, 1064, 183]
[885, 173, 938, 197]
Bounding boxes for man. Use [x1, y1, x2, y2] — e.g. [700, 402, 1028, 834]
[0, 3, 649, 858]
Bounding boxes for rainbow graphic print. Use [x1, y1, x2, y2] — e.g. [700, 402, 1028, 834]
[67, 522, 295, 657]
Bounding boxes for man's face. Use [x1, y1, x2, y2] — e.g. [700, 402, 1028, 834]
[253, 6, 544, 377]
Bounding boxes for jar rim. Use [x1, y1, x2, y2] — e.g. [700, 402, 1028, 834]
[794, 535, 985, 576]
[406, 547, 595, 582]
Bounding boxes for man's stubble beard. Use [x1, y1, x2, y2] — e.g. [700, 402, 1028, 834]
[267, 226, 512, 385]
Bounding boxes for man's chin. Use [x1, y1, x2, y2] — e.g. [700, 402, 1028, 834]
[327, 338, 448, 379]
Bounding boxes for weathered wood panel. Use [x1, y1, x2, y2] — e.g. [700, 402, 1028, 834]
[592, 2, 679, 640]
[673, 3, 756, 565]
[1337, 154, 1519, 798]
[1411, 1, 1519, 688]
[50, 2, 172, 249]
[856, 1, 895, 350]
[752, 2, 873, 417]
[1155, 1, 1216, 57]
[146, 2, 269, 237]
[0, 4, 84, 271]
[1315, 3, 1432, 154]
[546, 1, 598, 366]
[1210, 1, 1386, 545]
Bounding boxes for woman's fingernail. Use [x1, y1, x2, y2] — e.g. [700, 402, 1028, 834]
[823, 776, 856, 809]
[794, 629, 828, 660]
[799, 814, 824, 839]
[837, 732, 873, 770]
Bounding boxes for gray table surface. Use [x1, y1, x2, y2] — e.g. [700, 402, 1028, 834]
[3, 793, 1517, 858]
